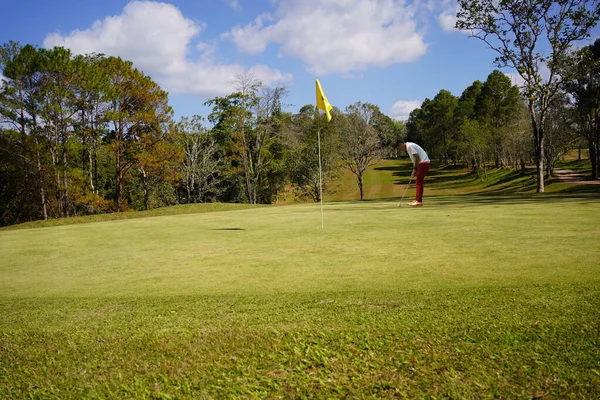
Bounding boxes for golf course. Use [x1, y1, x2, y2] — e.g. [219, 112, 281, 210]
[1, 159, 599, 399]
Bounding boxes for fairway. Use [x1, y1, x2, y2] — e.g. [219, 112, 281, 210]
[1, 196, 600, 398]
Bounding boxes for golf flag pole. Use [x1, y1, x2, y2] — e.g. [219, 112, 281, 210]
[315, 79, 332, 229]
[317, 128, 324, 229]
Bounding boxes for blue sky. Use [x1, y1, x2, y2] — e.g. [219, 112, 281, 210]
[2, 0, 599, 122]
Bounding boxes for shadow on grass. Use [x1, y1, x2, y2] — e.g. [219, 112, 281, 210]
[376, 163, 474, 187]
[328, 192, 600, 210]
[429, 192, 600, 207]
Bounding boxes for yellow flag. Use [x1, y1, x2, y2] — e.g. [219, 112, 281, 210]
[316, 79, 332, 122]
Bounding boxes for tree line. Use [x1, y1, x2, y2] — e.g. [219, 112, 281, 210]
[1, 32, 598, 226]
[407, 34, 600, 181]
[0, 42, 405, 226]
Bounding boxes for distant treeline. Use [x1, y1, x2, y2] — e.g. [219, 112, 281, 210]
[1, 39, 599, 226]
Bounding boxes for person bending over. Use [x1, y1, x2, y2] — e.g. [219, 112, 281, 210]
[397, 140, 430, 207]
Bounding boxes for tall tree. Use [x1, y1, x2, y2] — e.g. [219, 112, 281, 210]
[371, 108, 405, 158]
[70, 53, 111, 210]
[206, 75, 288, 204]
[39, 46, 78, 217]
[285, 105, 339, 202]
[100, 56, 173, 211]
[456, 0, 600, 192]
[0, 42, 48, 220]
[249, 83, 289, 204]
[475, 70, 521, 167]
[456, 80, 484, 168]
[406, 101, 429, 146]
[337, 102, 381, 200]
[562, 39, 600, 179]
[428, 90, 459, 164]
[180, 115, 223, 203]
[543, 93, 578, 176]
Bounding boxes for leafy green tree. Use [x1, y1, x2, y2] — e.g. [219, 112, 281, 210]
[206, 75, 289, 204]
[562, 39, 600, 179]
[457, 80, 483, 122]
[456, 0, 600, 192]
[502, 104, 534, 173]
[406, 101, 429, 146]
[456, 81, 484, 168]
[368, 106, 405, 157]
[70, 54, 111, 211]
[38, 46, 80, 217]
[0, 42, 50, 220]
[100, 56, 173, 211]
[248, 82, 289, 204]
[428, 90, 459, 164]
[475, 70, 521, 167]
[285, 105, 339, 202]
[543, 93, 578, 176]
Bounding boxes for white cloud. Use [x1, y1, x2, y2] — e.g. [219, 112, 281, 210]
[43, 1, 291, 97]
[0, 74, 6, 83]
[224, 0, 428, 75]
[436, 1, 472, 34]
[390, 100, 422, 120]
[438, 11, 457, 32]
[504, 72, 525, 88]
[226, 0, 241, 10]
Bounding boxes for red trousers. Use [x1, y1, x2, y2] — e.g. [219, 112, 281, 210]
[415, 162, 430, 202]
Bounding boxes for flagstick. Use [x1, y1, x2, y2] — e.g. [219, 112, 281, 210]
[317, 126, 324, 229]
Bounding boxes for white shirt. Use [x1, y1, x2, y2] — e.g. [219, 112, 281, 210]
[406, 142, 430, 164]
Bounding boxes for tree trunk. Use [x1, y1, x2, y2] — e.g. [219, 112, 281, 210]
[358, 174, 364, 200]
[115, 141, 123, 211]
[529, 102, 544, 193]
[35, 141, 48, 220]
[62, 145, 69, 217]
[590, 137, 598, 180]
[141, 167, 149, 210]
[32, 120, 48, 220]
[596, 135, 600, 180]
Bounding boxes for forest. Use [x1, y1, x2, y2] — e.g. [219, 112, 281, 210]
[1, 39, 599, 227]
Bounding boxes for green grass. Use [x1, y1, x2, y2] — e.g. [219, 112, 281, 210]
[327, 158, 599, 202]
[0, 203, 267, 231]
[1, 160, 600, 398]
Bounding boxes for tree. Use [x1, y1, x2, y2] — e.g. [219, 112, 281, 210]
[456, 80, 484, 168]
[456, 0, 600, 192]
[100, 56, 173, 211]
[457, 80, 483, 122]
[337, 102, 381, 200]
[70, 53, 111, 212]
[39, 46, 80, 217]
[543, 93, 578, 176]
[370, 108, 405, 157]
[406, 102, 429, 146]
[427, 90, 459, 164]
[562, 39, 600, 179]
[285, 105, 340, 202]
[205, 75, 289, 204]
[180, 115, 223, 203]
[0, 42, 48, 220]
[475, 70, 521, 167]
[503, 104, 534, 173]
[248, 82, 289, 204]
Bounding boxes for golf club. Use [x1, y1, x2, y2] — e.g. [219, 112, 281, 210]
[397, 177, 412, 207]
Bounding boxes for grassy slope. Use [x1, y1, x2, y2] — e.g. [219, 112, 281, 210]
[327, 157, 600, 202]
[1, 160, 600, 399]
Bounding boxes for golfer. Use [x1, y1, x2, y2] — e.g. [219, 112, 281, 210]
[397, 140, 430, 207]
